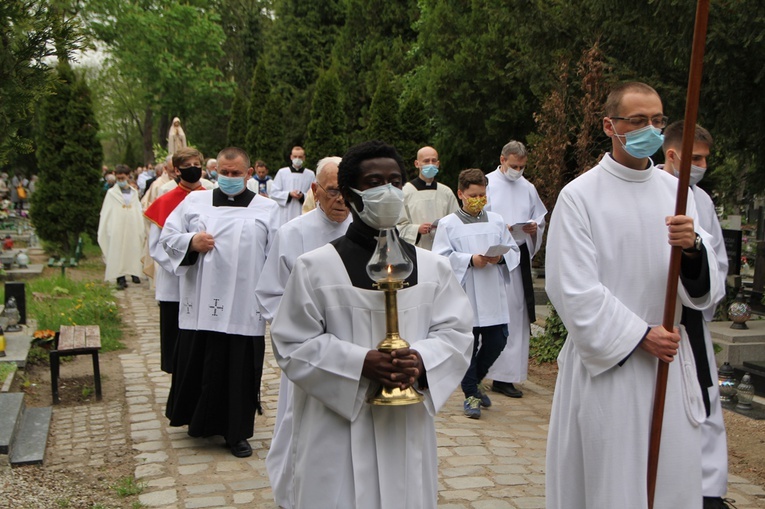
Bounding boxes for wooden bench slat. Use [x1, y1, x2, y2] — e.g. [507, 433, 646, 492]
[57, 325, 101, 351]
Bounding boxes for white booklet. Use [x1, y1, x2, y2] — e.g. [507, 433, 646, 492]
[483, 244, 513, 257]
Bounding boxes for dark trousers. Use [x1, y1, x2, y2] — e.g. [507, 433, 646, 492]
[461, 324, 508, 397]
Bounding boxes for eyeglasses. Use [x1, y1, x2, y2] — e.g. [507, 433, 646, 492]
[610, 115, 669, 129]
[316, 182, 342, 198]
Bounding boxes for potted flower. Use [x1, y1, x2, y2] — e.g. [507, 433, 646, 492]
[32, 329, 56, 350]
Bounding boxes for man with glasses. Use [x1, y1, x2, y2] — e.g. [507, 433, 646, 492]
[255, 155, 350, 509]
[485, 140, 547, 399]
[545, 82, 720, 508]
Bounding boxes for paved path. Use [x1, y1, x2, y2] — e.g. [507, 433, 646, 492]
[49, 283, 765, 508]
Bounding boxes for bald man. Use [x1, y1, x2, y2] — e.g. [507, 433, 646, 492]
[397, 146, 459, 250]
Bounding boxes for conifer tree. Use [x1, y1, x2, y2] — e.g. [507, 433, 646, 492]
[397, 90, 430, 169]
[245, 60, 270, 157]
[31, 62, 102, 256]
[305, 70, 346, 162]
[227, 88, 250, 148]
[365, 74, 400, 147]
[257, 91, 285, 170]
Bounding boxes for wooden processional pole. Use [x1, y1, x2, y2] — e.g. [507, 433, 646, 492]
[647, 1, 710, 507]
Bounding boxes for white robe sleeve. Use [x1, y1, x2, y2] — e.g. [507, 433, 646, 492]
[269, 169, 291, 207]
[254, 227, 297, 323]
[545, 190, 651, 377]
[407, 255, 474, 413]
[270, 257, 371, 422]
[396, 183, 420, 244]
[159, 200, 198, 276]
[432, 219, 471, 285]
[149, 224, 174, 274]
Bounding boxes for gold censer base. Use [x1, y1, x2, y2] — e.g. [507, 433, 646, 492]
[367, 332, 424, 406]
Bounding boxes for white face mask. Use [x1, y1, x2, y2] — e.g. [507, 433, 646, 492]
[350, 184, 404, 230]
[502, 167, 523, 182]
[673, 164, 707, 187]
[292, 158, 303, 169]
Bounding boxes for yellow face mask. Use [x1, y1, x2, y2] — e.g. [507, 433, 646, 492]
[463, 195, 487, 216]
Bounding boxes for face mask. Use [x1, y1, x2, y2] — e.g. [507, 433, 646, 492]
[672, 162, 707, 187]
[463, 196, 487, 216]
[210, 171, 218, 179]
[218, 175, 245, 196]
[612, 122, 665, 158]
[292, 158, 303, 169]
[502, 167, 523, 182]
[117, 180, 128, 189]
[421, 164, 439, 179]
[350, 183, 404, 230]
[179, 166, 202, 184]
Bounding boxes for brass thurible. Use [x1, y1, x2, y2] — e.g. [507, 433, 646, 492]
[367, 278, 424, 406]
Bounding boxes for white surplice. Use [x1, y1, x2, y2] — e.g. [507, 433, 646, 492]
[97, 185, 145, 281]
[160, 190, 279, 336]
[485, 167, 547, 383]
[149, 224, 179, 302]
[269, 167, 315, 226]
[397, 181, 459, 250]
[692, 183, 729, 497]
[432, 210, 520, 327]
[270, 245, 473, 509]
[544, 154, 721, 509]
[254, 206, 351, 509]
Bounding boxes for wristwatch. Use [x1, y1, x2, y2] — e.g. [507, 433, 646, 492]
[683, 233, 702, 253]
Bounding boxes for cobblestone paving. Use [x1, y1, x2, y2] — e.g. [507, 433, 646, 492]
[49, 283, 765, 508]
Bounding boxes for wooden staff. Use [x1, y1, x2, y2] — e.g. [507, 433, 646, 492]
[647, 1, 710, 507]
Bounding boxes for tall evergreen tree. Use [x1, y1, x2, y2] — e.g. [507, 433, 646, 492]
[227, 88, 250, 148]
[31, 62, 102, 256]
[365, 73, 400, 147]
[397, 90, 431, 172]
[331, 0, 419, 139]
[261, 0, 345, 147]
[305, 69, 346, 162]
[245, 60, 270, 157]
[257, 91, 285, 169]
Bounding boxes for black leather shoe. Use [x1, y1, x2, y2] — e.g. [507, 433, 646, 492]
[131, 275, 141, 284]
[492, 381, 523, 398]
[228, 439, 252, 458]
[704, 497, 737, 509]
[116, 277, 127, 290]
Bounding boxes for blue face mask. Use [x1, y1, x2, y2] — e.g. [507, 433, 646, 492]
[218, 175, 245, 196]
[613, 123, 665, 159]
[210, 171, 218, 179]
[117, 180, 129, 189]
[421, 164, 439, 179]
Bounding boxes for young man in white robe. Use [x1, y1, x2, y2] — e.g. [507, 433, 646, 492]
[254, 156, 351, 509]
[269, 146, 315, 226]
[144, 147, 209, 374]
[397, 146, 459, 250]
[160, 147, 279, 458]
[270, 140, 473, 509]
[485, 141, 547, 398]
[545, 82, 722, 509]
[97, 164, 145, 290]
[661, 122, 731, 509]
[432, 168, 520, 420]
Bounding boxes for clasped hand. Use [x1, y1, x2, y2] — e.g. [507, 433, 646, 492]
[362, 348, 423, 390]
[639, 325, 681, 363]
[665, 215, 695, 250]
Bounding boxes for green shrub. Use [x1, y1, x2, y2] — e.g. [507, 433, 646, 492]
[530, 303, 568, 364]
